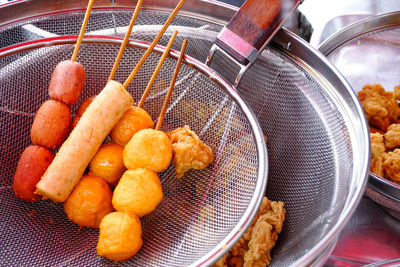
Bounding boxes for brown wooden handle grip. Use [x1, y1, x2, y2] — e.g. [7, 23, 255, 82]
[229, 0, 282, 50]
[214, 0, 300, 65]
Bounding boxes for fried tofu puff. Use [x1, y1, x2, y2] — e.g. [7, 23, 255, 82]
[110, 106, 154, 146]
[112, 168, 163, 217]
[382, 149, 400, 184]
[64, 175, 113, 228]
[358, 84, 400, 131]
[123, 129, 172, 173]
[167, 125, 214, 178]
[89, 143, 126, 187]
[370, 132, 385, 178]
[384, 124, 400, 150]
[97, 211, 142, 261]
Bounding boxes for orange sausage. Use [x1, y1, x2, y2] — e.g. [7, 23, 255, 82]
[49, 60, 85, 106]
[13, 145, 54, 202]
[31, 100, 71, 149]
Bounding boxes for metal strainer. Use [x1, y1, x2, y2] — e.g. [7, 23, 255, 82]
[0, 0, 369, 266]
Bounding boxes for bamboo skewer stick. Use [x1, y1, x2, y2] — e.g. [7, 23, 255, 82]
[155, 39, 188, 131]
[71, 0, 95, 62]
[138, 30, 178, 108]
[108, 0, 144, 82]
[122, 0, 187, 89]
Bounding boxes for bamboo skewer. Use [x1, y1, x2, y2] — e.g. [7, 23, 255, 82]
[71, 0, 95, 62]
[108, 0, 144, 82]
[138, 30, 178, 108]
[155, 39, 188, 131]
[122, 0, 187, 89]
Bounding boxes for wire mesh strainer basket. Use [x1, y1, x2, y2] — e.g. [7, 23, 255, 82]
[0, 0, 369, 266]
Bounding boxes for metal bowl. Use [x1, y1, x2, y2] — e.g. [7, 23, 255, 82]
[0, 0, 370, 265]
[319, 11, 400, 218]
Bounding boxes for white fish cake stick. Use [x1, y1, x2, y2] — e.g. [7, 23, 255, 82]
[36, 80, 133, 202]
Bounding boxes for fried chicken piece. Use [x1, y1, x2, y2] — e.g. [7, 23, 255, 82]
[384, 124, 400, 150]
[394, 85, 400, 100]
[369, 132, 384, 176]
[358, 84, 400, 131]
[167, 125, 214, 178]
[382, 149, 400, 184]
[213, 197, 285, 267]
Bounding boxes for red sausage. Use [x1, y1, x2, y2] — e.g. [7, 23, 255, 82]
[31, 100, 71, 149]
[49, 60, 85, 106]
[13, 145, 54, 202]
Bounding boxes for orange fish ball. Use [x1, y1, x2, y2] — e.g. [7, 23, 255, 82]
[123, 128, 172, 173]
[97, 211, 143, 261]
[64, 175, 113, 228]
[110, 106, 154, 146]
[89, 143, 126, 187]
[112, 168, 163, 217]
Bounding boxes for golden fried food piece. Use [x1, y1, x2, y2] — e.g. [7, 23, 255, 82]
[123, 129, 172, 173]
[370, 133, 385, 177]
[394, 85, 400, 100]
[112, 168, 163, 217]
[384, 124, 400, 150]
[110, 106, 154, 146]
[89, 143, 126, 187]
[213, 197, 285, 267]
[13, 145, 54, 202]
[371, 156, 384, 177]
[64, 175, 113, 228]
[167, 125, 214, 178]
[97, 211, 142, 261]
[382, 149, 400, 184]
[358, 84, 400, 131]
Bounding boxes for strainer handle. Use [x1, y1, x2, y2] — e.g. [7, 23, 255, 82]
[206, 0, 302, 86]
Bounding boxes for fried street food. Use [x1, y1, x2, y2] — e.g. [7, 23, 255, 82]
[357, 84, 400, 131]
[110, 106, 154, 146]
[384, 123, 400, 150]
[213, 197, 285, 267]
[370, 133, 385, 177]
[64, 175, 113, 228]
[123, 128, 172, 173]
[167, 125, 214, 178]
[97, 211, 143, 261]
[382, 149, 400, 184]
[112, 168, 163, 217]
[36, 80, 133, 202]
[89, 143, 126, 187]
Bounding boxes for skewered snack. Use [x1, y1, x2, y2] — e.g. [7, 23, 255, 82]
[31, 100, 71, 149]
[64, 175, 113, 228]
[49, 60, 86, 106]
[110, 106, 154, 146]
[89, 143, 126, 187]
[123, 39, 187, 173]
[167, 125, 213, 178]
[36, 80, 133, 202]
[112, 168, 163, 217]
[12, 145, 54, 202]
[213, 197, 285, 267]
[97, 211, 143, 261]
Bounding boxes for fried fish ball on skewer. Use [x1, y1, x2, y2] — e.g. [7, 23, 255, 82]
[36, 80, 133, 202]
[110, 30, 179, 146]
[97, 211, 143, 261]
[64, 175, 113, 228]
[124, 39, 188, 173]
[112, 168, 163, 217]
[89, 143, 126, 187]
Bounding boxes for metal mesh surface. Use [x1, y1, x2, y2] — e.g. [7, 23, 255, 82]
[0, 8, 362, 266]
